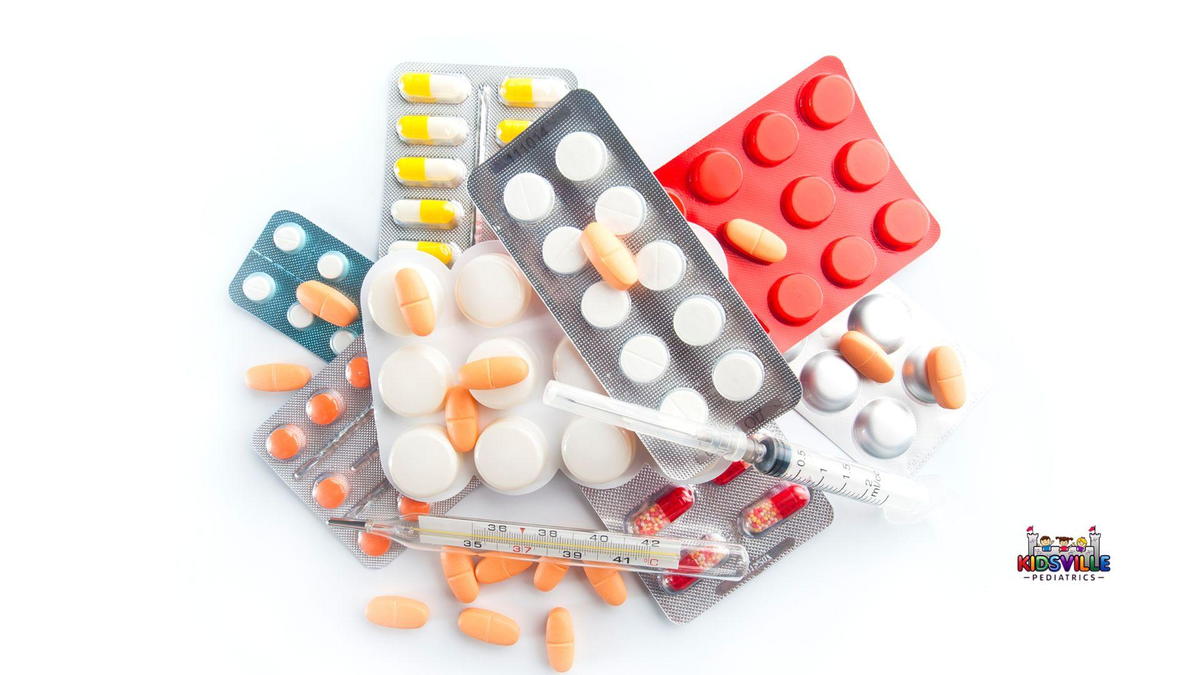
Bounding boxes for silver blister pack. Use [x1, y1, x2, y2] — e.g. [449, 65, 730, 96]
[467, 89, 804, 482]
[379, 63, 578, 255]
[252, 336, 478, 568]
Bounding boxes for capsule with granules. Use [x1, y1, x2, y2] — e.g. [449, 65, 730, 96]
[441, 550, 479, 603]
[661, 535, 729, 593]
[245, 363, 311, 391]
[627, 486, 694, 536]
[583, 565, 626, 606]
[458, 608, 520, 645]
[545, 607, 574, 672]
[533, 558, 570, 592]
[475, 552, 534, 584]
[741, 483, 811, 535]
[365, 596, 428, 629]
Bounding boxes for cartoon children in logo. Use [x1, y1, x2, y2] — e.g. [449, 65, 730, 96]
[1074, 537, 1087, 552]
[1039, 535, 1052, 552]
[1056, 536, 1072, 552]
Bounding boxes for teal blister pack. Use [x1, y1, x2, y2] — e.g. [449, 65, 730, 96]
[229, 211, 372, 361]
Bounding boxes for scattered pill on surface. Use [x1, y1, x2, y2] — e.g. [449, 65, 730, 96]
[244, 363, 311, 392]
[673, 295, 725, 347]
[454, 253, 531, 327]
[329, 329, 356, 355]
[798, 73, 856, 128]
[399, 496, 431, 517]
[441, 550, 479, 603]
[357, 532, 391, 557]
[474, 416, 549, 492]
[724, 218, 787, 264]
[366, 596, 429, 629]
[688, 149, 742, 203]
[496, 119, 531, 145]
[272, 222, 307, 252]
[769, 273, 823, 325]
[839, 331, 895, 383]
[345, 355, 370, 389]
[853, 398, 917, 459]
[390, 198, 463, 228]
[393, 156, 468, 188]
[821, 236, 876, 287]
[628, 486, 694, 536]
[874, 198, 930, 250]
[475, 553, 535, 584]
[545, 607, 574, 672]
[542, 226, 587, 275]
[317, 251, 349, 280]
[379, 344, 452, 417]
[560, 417, 636, 486]
[241, 272, 276, 303]
[712, 350, 765, 401]
[743, 111, 799, 165]
[556, 131, 609, 181]
[659, 388, 709, 424]
[619, 334, 669, 383]
[458, 607, 521, 645]
[580, 222, 638, 290]
[444, 386, 479, 453]
[305, 390, 345, 425]
[711, 461, 750, 486]
[635, 240, 686, 291]
[396, 115, 469, 145]
[799, 351, 861, 413]
[388, 426, 463, 500]
[312, 473, 350, 509]
[286, 302, 315, 329]
[398, 72, 471, 104]
[847, 294, 910, 353]
[580, 281, 630, 329]
[926, 346, 966, 409]
[499, 76, 568, 108]
[388, 240, 461, 266]
[835, 138, 890, 190]
[742, 484, 811, 535]
[583, 565, 626, 606]
[296, 280, 359, 327]
[533, 558, 571, 592]
[594, 186, 646, 235]
[266, 424, 306, 460]
[394, 267, 437, 337]
[781, 175, 836, 228]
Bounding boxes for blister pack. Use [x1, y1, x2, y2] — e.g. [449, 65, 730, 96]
[229, 210, 372, 361]
[787, 282, 990, 475]
[655, 56, 941, 352]
[253, 336, 479, 568]
[467, 90, 803, 483]
[379, 63, 578, 255]
[580, 444, 834, 623]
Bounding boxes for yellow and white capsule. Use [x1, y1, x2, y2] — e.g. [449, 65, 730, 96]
[499, 77, 569, 108]
[391, 199, 463, 229]
[496, 119, 531, 146]
[396, 115, 469, 146]
[398, 72, 471, 104]
[394, 157, 468, 188]
[388, 240, 462, 266]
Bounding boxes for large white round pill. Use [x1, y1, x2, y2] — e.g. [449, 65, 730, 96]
[853, 399, 917, 459]
[367, 264, 442, 336]
[580, 281, 630, 329]
[317, 251, 349, 280]
[241, 272, 276, 303]
[329, 329, 356, 355]
[799, 351, 860, 412]
[636, 240, 686, 291]
[542, 226, 587, 275]
[848, 294, 911, 353]
[712, 350, 764, 401]
[286, 302, 314, 329]
[503, 172, 555, 223]
[466, 337, 536, 410]
[388, 426, 465, 500]
[552, 337, 602, 392]
[378, 344, 452, 416]
[272, 223, 307, 252]
[673, 295, 725, 346]
[555, 131, 609, 181]
[620, 334, 670, 383]
[690, 223, 729, 277]
[594, 186, 647, 235]
[474, 417, 550, 493]
[560, 417, 636, 486]
[659, 388, 709, 423]
[454, 254, 530, 327]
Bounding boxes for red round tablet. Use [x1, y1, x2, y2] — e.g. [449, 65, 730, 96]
[743, 111, 798, 166]
[687, 149, 743, 203]
[781, 176, 836, 228]
[874, 199, 930, 250]
[769, 274, 824, 324]
[798, 74, 856, 129]
[665, 188, 687, 217]
[835, 139, 889, 191]
[357, 531, 391, 557]
[822, 236, 876, 286]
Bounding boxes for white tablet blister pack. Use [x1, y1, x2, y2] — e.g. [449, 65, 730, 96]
[379, 63, 578, 255]
[360, 241, 649, 502]
[787, 282, 991, 475]
[467, 89, 804, 483]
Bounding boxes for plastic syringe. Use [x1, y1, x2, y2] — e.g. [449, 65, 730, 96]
[329, 512, 749, 580]
[543, 381, 934, 521]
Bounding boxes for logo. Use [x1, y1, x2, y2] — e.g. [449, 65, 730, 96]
[1018, 525, 1110, 582]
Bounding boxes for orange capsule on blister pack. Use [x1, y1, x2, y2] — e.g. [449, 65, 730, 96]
[724, 218, 787, 264]
[444, 386, 479, 452]
[365, 596, 428, 629]
[266, 424, 306, 460]
[345, 355, 370, 389]
[838, 331, 894, 383]
[458, 608, 520, 646]
[545, 607, 575, 672]
[399, 496, 431, 517]
[475, 552, 534, 584]
[441, 550, 479, 603]
[394, 268, 436, 336]
[459, 356, 529, 390]
[533, 558, 570, 592]
[926, 345, 966, 409]
[312, 474, 351, 509]
[580, 222, 638, 290]
[244, 363, 311, 391]
[583, 565, 626, 606]
[357, 532, 392, 557]
[305, 390, 345, 425]
[295, 280, 359, 327]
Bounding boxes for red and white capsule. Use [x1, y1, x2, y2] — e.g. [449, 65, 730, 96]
[741, 483, 811, 535]
[627, 485, 694, 536]
[661, 535, 729, 594]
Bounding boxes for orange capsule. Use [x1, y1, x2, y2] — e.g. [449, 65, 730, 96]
[305, 390, 345, 425]
[399, 496, 431, 517]
[345, 355, 370, 389]
[365, 596, 428, 629]
[533, 558, 570, 592]
[266, 424, 306, 460]
[475, 552, 534, 584]
[444, 386, 479, 452]
[440, 550, 479, 603]
[545, 607, 574, 672]
[838, 331, 894, 383]
[580, 222, 638, 290]
[458, 608, 520, 646]
[394, 268, 436, 336]
[244, 363, 312, 391]
[296, 280, 359, 327]
[926, 345, 966, 409]
[724, 218, 787, 264]
[312, 474, 350, 509]
[357, 531, 392, 557]
[459, 356, 530, 390]
[583, 565, 626, 606]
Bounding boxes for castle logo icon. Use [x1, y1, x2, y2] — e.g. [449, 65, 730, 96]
[1018, 525, 1110, 581]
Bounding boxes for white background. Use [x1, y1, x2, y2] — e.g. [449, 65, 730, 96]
[4, 1, 1197, 672]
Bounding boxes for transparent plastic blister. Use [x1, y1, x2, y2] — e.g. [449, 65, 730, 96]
[229, 210, 371, 361]
[379, 63, 578, 255]
[468, 90, 803, 483]
[252, 336, 479, 568]
[787, 282, 991, 475]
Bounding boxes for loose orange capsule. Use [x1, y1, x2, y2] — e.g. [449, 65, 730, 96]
[475, 552, 534, 584]
[357, 532, 392, 557]
[724, 218, 787, 264]
[305, 390, 345, 425]
[533, 558, 570, 592]
[296, 280, 359, 327]
[245, 363, 312, 391]
[838, 331, 894, 383]
[583, 565, 626, 606]
[440, 550, 479, 603]
[394, 268, 436, 336]
[580, 222, 638, 290]
[345, 355, 370, 389]
[266, 424, 305, 460]
[458, 608, 520, 646]
[459, 356, 530, 390]
[926, 345, 966, 409]
[365, 596, 428, 629]
[399, 496, 431, 517]
[545, 607, 574, 672]
[444, 386, 479, 452]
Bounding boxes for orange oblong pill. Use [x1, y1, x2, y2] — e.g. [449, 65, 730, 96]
[580, 222, 638, 290]
[475, 552, 534, 584]
[583, 565, 626, 606]
[296, 280, 359, 327]
[533, 557, 570, 592]
[724, 218, 787, 264]
[365, 596, 428, 629]
[926, 345, 966, 409]
[458, 608, 520, 646]
[244, 363, 311, 391]
[440, 550, 479, 603]
[395, 268, 436, 336]
[459, 356, 529, 390]
[838, 331, 894, 383]
[444, 386, 479, 452]
[545, 607, 574, 672]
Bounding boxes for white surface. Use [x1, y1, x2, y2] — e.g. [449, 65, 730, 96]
[8, 2, 1196, 672]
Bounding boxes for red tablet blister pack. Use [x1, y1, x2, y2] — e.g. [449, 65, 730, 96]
[654, 56, 941, 351]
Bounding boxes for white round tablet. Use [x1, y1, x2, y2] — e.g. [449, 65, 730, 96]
[690, 223, 729, 277]
[272, 223, 307, 252]
[241, 272, 276, 303]
[560, 417, 636, 486]
[799, 351, 860, 412]
[594, 186, 646, 235]
[329, 329, 356, 355]
[378, 344, 452, 416]
[388, 426, 464, 500]
[853, 399, 917, 459]
[636, 240, 686, 291]
[673, 295, 725, 346]
[620, 334, 670, 383]
[848, 294, 911, 353]
[659, 388, 709, 423]
[555, 131, 609, 181]
[552, 337, 602, 392]
[455, 254, 530, 327]
[503, 172, 555, 223]
[466, 337, 536, 410]
[286, 302, 314, 329]
[580, 281, 630, 329]
[367, 264, 442, 337]
[317, 251, 349, 280]
[474, 417, 550, 493]
[541, 226, 587, 275]
[712, 350, 764, 401]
